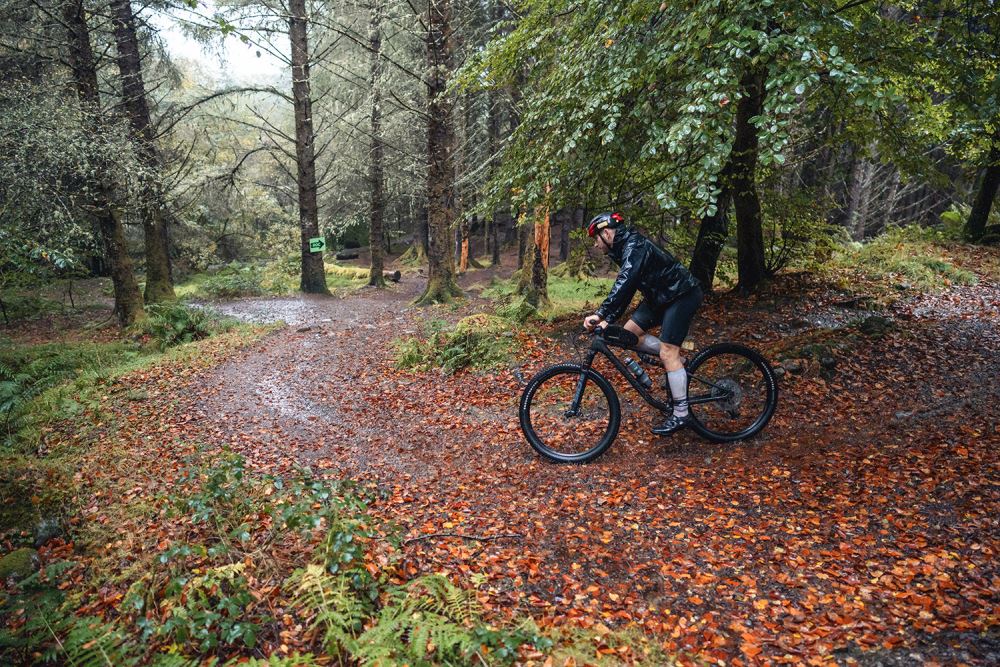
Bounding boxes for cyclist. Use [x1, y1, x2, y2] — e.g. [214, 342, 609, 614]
[583, 212, 703, 436]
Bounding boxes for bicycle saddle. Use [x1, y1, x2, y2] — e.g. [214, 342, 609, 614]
[601, 325, 639, 348]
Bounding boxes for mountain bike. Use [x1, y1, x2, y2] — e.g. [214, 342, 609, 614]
[518, 325, 778, 463]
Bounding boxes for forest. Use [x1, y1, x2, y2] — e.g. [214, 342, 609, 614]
[1, 0, 998, 665]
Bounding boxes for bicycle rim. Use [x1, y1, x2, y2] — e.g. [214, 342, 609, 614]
[520, 365, 620, 463]
[686, 344, 777, 442]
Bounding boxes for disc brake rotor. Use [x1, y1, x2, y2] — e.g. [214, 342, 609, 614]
[712, 378, 743, 416]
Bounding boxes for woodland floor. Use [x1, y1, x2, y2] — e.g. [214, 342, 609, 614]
[7, 256, 999, 665]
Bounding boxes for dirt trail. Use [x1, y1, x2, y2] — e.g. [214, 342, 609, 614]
[184, 273, 1000, 664]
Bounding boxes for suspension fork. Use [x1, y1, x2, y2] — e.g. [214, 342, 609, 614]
[567, 350, 598, 416]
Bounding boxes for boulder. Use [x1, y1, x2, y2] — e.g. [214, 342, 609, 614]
[0, 548, 40, 582]
[781, 358, 805, 374]
[858, 315, 893, 338]
[33, 517, 63, 548]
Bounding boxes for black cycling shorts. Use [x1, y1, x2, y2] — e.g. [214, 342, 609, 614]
[629, 286, 703, 346]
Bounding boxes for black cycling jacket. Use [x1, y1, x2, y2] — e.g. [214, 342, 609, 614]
[595, 226, 700, 324]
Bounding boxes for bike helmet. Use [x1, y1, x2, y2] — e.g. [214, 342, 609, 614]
[586, 212, 625, 237]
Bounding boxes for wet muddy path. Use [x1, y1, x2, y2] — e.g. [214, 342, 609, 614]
[182, 273, 1000, 663]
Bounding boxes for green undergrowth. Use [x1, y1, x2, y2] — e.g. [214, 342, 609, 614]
[823, 225, 981, 292]
[0, 305, 242, 454]
[482, 275, 614, 322]
[0, 309, 271, 544]
[177, 258, 370, 300]
[394, 313, 520, 374]
[0, 451, 673, 665]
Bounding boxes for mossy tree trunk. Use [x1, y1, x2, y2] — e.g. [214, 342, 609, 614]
[288, 0, 329, 294]
[109, 0, 175, 303]
[416, 0, 461, 305]
[517, 207, 550, 308]
[65, 0, 143, 325]
[367, 0, 386, 287]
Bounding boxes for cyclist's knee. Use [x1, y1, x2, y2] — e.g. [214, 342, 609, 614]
[659, 342, 680, 362]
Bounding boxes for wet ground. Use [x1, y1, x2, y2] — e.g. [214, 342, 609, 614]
[181, 270, 999, 664]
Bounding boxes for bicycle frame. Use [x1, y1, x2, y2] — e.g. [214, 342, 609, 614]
[572, 333, 726, 414]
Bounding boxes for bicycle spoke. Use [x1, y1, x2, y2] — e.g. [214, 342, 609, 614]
[524, 368, 615, 460]
[688, 350, 772, 439]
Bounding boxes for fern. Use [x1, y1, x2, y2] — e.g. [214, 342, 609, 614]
[222, 655, 320, 666]
[352, 575, 488, 667]
[408, 575, 481, 625]
[30, 613, 143, 667]
[287, 564, 370, 658]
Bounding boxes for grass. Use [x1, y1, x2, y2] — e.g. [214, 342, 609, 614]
[482, 274, 614, 321]
[394, 314, 520, 373]
[825, 228, 980, 292]
[176, 258, 371, 300]
[0, 313, 273, 541]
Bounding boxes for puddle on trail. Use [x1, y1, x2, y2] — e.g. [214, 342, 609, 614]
[197, 296, 340, 326]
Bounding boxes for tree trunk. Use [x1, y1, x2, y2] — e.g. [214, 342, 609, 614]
[528, 204, 550, 307]
[109, 0, 174, 303]
[367, 0, 386, 287]
[517, 218, 529, 270]
[966, 142, 1000, 241]
[288, 0, 329, 294]
[64, 0, 144, 326]
[558, 208, 571, 261]
[732, 67, 767, 294]
[487, 83, 502, 266]
[690, 161, 733, 292]
[416, 0, 461, 305]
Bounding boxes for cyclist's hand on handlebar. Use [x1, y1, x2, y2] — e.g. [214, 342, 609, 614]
[583, 314, 605, 332]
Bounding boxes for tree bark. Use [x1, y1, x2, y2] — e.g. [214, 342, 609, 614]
[732, 67, 767, 294]
[557, 208, 570, 261]
[517, 218, 529, 270]
[367, 0, 386, 287]
[109, 0, 175, 303]
[966, 142, 1000, 241]
[690, 161, 733, 292]
[487, 85, 502, 266]
[288, 0, 329, 294]
[528, 203, 550, 306]
[416, 0, 461, 304]
[64, 0, 143, 326]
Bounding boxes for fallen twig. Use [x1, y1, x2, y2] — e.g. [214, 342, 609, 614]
[403, 532, 523, 545]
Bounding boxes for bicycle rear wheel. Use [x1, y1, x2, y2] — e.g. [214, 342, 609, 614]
[686, 343, 778, 443]
[519, 364, 621, 463]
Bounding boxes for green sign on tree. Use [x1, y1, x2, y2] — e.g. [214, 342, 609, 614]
[308, 237, 326, 253]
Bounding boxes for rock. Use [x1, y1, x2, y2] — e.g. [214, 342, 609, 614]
[0, 548, 40, 582]
[33, 517, 63, 548]
[819, 355, 837, 370]
[335, 250, 360, 260]
[782, 358, 804, 374]
[773, 365, 786, 378]
[858, 315, 893, 337]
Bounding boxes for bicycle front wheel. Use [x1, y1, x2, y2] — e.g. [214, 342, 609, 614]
[686, 343, 778, 443]
[519, 364, 621, 463]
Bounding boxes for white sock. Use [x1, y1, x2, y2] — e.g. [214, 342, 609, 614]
[667, 368, 688, 417]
